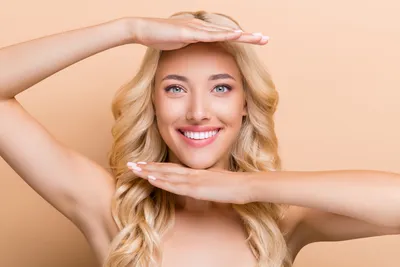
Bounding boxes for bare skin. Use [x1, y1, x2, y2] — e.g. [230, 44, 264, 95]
[1, 15, 398, 267]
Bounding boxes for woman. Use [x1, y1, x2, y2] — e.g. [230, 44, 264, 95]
[0, 10, 399, 267]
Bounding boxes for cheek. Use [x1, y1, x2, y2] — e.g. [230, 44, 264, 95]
[214, 97, 245, 126]
[216, 108, 242, 125]
[154, 95, 185, 133]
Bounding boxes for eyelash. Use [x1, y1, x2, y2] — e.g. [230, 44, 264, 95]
[164, 84, 232, 94]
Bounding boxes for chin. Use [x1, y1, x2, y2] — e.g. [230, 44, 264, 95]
[178, 156, 219, 170]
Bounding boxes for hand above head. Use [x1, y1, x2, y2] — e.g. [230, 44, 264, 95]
[127, 161, 255, 204]
[126, 17, 269, 51]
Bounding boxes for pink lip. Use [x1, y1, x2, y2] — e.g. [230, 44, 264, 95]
[177, 129, 221, 148]
[177, 125, 221, 132]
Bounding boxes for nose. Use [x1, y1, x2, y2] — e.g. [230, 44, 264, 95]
[185, 93, 211, 122]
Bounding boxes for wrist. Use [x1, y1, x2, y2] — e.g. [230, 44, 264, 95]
[248, 171, 285, 203]
[107, 17, 138, 45]
[120, 17, 142, 44]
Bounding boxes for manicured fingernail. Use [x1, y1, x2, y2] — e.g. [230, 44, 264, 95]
[137, 162, 147, 165]
[262, 36, 270, 41]
[252, 32, 263, 36]
[127, 162, 136, 167]
[148, 175, 156, 181]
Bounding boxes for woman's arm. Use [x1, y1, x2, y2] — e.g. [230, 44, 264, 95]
[0, 18, 133, 262]
[252, 170, 400, 228]
[0, 15, 264, 99]
[125, 162, 400, 249]
[0, 18, 132, 99]
[251, 170, 400, 249]
[0, 17, 133, 252]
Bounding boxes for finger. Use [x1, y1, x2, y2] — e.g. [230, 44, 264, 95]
[232, 32, 269, 45]
[127, 161, 173, 173]
[212, 30, 269, 45]
[193, 22, 241, 33]
[128, 165, 189, 183]
[145, 171, 189, 183]
[190, 23, 233, 32]
[257, 34, 270, 45]
[135, 162, 191, 175]
[148, 178, 190, 196]
[189, 28, 269, 45]
[190, 29, 243, 42]
[195, 26, 236, 33]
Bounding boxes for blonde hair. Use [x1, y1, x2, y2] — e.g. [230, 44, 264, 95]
[104, 11, 292, 267]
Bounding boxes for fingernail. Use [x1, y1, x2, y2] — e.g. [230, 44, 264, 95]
[148, 175, 156, 181]
[127, 162, 137, 167]
[252, 32, 263, 36]
[262, 35, 270, 41]
[234, 29, 243, 33]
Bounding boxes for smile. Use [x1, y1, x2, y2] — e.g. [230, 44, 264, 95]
[182, 130, 219, 140]
[177, 128, 222, 148]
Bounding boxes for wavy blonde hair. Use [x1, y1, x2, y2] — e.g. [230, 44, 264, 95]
[104, 10, 292, 267]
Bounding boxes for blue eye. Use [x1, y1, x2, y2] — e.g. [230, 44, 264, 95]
[165, 86, 184, 93]
[213, 84, 232, 93]
[165, 84, 232, 94]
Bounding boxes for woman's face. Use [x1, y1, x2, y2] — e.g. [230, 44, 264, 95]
[153, 43, 247, 170]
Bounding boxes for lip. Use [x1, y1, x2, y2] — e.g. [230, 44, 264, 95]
[177, 125, 222, 132]
[177, 127, 222, 148]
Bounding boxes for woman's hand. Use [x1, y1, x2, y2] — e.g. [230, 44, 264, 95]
[127, 162, 255, 204]
[127, 17, 269, 50]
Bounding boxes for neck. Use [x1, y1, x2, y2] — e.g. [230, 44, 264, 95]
[174, 196, 231, 213]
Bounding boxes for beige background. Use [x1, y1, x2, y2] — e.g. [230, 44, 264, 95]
[1, 0, 400, 266]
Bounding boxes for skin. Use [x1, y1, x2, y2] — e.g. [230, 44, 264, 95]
[153, 42, 246, 211]
[1, 16, 399, 267]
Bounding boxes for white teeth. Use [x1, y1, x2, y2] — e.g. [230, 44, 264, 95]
[183, 130, 219, 140]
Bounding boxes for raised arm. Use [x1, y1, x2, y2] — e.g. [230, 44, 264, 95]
[250, 169, 400, 253]
[0, 18, 134, 262]
[0, 18, 132, 99]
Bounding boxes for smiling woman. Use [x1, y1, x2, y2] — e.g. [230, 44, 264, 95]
[107, 11, 289, 267]
[1, 6, 400, 267]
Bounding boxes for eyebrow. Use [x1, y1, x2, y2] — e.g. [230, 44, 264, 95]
[161, 73, 236, 82]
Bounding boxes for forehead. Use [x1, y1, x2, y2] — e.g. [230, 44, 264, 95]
[155, 43, 241, 82]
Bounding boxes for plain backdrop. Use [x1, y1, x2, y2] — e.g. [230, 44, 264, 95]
[1, 0, 399, 266]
